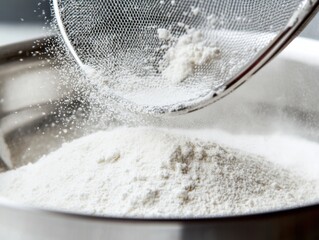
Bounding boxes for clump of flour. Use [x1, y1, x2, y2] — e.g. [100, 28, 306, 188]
[0, 127, 317, 217]
[157, 28, 171, 41]
[190, 6, 200, 16]
[158, 29, 220, 83]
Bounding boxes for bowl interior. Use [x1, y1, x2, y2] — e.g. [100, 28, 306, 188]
[0, 37, 319, 210]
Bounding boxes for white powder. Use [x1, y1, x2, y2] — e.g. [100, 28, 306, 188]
[159, 29, 220, 83]
[190, 7, 200, 16]
[157, 28, 171, 41]
[0, 127, 318, 217]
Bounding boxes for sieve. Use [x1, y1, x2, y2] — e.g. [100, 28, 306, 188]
[53, 0, 319, 115]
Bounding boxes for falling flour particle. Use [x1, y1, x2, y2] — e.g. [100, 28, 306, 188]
[0, 127, 318, 218]
[160, 29, 220, 83]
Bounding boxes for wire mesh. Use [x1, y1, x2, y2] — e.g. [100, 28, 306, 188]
[54, 0, 308, 112]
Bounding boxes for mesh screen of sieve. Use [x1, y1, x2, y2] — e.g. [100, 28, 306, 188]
[54, 0, 307, 113]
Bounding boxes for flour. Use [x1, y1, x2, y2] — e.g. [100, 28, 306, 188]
[157, 28, 171, 41]
[0, 127, 318, 218]
[159, 29, 220, 83]
[190, 7, 200, 16]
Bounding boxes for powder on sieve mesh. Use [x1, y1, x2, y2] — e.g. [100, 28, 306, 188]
[159, 28, 220, 83]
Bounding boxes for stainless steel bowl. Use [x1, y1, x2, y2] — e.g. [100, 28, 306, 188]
[0, 37, 319, 240]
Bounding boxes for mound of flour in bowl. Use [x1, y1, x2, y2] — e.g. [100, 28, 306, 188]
[0, 127, 317, 217]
